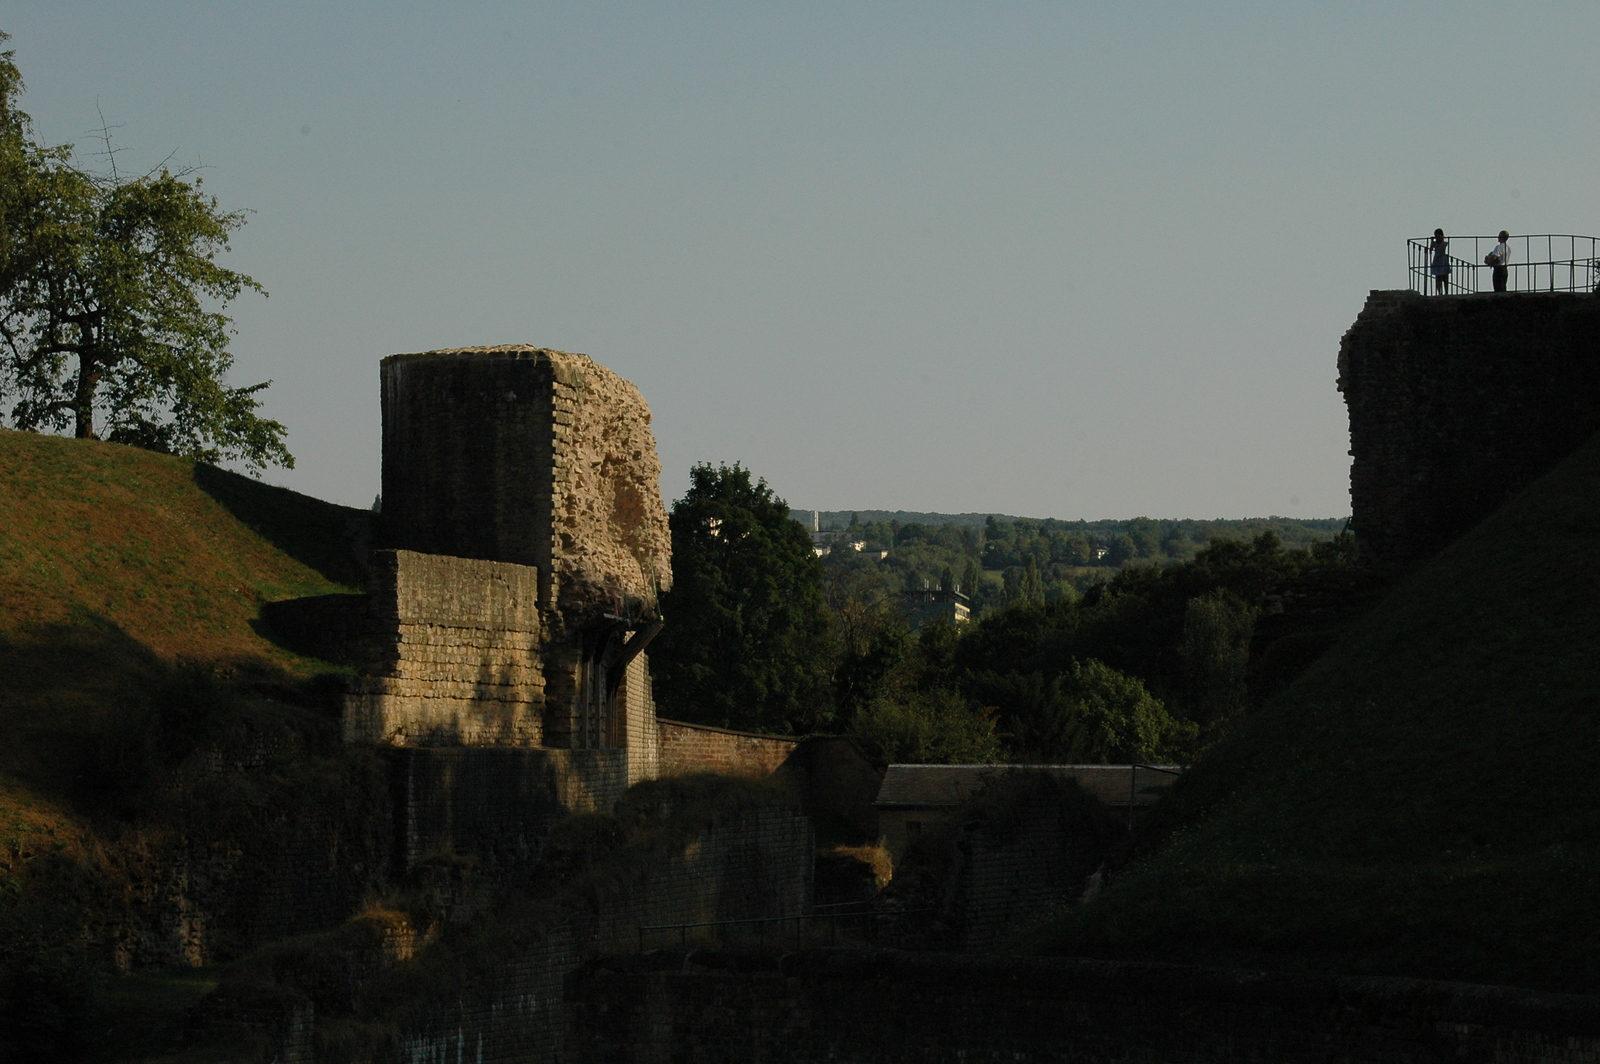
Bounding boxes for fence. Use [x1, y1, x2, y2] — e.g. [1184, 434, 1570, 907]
[1408, 234, 1600, 295]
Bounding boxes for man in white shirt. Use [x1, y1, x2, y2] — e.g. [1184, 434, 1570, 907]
[1487, 230, 1510, 292]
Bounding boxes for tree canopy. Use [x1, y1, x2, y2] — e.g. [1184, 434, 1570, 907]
[650, 463, 832, 733]
[0, 32, 289, 471]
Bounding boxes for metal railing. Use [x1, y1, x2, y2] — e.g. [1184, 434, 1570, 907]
[1408, 234, 1600, 295]
[636, 903, 936, 952]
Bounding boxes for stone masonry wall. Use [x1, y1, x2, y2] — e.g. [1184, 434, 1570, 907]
[1339, 290, 1600, 565]
[388, 746, 628, 880]
[596, 806, 813, 952]
[566, 949, 1600, 1064]
[344, 550, 546, 746]
[616, 652, 659, 785]
[375, 807, 814, 1064]
[657, 718, 800, 777]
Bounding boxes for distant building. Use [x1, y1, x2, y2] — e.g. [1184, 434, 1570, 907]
[901, 587, 971, 628]
[873, 763, 1182, 860]
[811, 529, 845, 555]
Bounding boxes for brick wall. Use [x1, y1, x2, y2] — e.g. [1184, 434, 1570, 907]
[595, 806, 814, 951]
[1339, 290, 1600, 565]
[617, 652, 659, 784]
[781, 737, 884, 840]
[344, 549, 546, 746]
[657, 719, 799, 777]
[567, 949, 1600, 1064]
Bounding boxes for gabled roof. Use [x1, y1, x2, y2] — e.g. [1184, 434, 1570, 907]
[873, 763, 1181, 810]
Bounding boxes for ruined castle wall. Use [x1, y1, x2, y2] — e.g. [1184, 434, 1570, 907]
[595, 806, 813, 952]
[376, 807, 814, 1063]
[657, 719, 800, 777]
[388, 747, 628, 878]
[343, 550, 546, 747]
[567, 949, 1600, 1064]
[379, 347, 672, 623]
[1340, 291, 1600, 565]
[112, 740, 392, 971]
[380, 350, 560, 579]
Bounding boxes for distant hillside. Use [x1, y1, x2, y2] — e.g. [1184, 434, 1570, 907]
[795, 509, 1346, 528]
[1037, 429, 1600, 993]
[791, 508, 1345, 541]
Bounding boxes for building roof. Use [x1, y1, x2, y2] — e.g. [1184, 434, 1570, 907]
[873, 763, 1181, 810]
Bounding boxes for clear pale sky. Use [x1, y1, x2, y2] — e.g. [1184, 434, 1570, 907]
[3, 4, 1596, 518]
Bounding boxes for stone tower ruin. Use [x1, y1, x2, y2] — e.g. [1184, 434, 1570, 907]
[344, 347, 672, 787]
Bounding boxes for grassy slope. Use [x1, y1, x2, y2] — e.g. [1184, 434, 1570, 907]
[1039, 430, 1600, 993]
[0, 423, 367, 820]
[0, 430, 372, 1059]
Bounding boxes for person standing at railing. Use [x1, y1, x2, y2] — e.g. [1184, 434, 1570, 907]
[1428, 229, 1451, 294]
[1485, 230, 1511, 292]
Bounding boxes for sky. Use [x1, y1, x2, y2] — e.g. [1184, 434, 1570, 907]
[3, 3, 1596, 519]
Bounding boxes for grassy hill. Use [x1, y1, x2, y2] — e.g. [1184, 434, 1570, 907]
[1037, 430, 1600, 993]
[0, 429, 373, 1058]
[0, 428, 367, 796]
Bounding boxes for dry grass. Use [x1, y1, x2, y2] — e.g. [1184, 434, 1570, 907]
[826, 843, 893, 888]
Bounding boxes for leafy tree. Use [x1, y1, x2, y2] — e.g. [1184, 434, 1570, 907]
[998, 658, 1195, 763]
[651, 463, 831, 733]
[850, 686, 1001, 764]
[1126, 516, 1161, 558]
[1178, 590, 1258, 729]
[0, 39, 288, 471]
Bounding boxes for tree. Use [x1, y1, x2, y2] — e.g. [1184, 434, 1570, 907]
[651, 463, 832, 733]
[1000, 658, 1195, 764]
[1178, 589, 1258, 729]
[0, 37, 289, 471]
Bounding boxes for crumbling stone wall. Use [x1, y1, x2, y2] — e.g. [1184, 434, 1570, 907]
[1339, 291, 1600, 565]
[567, 949, 1600, 1064]
[357, 347, 672, 774]
[379, 347, 671, 623]
[596, 806, 814, 952]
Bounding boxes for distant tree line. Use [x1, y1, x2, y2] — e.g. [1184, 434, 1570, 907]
[652, 463, 1358, 768]
[822, 512, 1345, 614]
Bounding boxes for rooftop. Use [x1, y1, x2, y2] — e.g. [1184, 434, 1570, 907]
[874, 763, 1182, 810]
